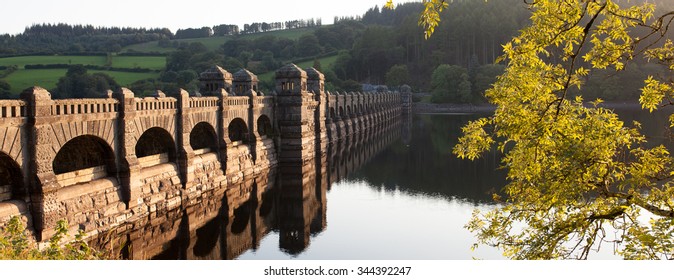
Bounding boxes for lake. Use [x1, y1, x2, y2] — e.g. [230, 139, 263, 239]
[105, 106, 670, 260]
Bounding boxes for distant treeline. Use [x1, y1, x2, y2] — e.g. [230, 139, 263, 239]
[0, 24, 172, 56]
[174, 18, 324, 39]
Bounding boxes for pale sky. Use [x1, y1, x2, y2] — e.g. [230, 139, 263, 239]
[1, 0, 417, 35]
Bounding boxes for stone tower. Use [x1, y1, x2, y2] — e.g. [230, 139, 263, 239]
[199, 66, 233, 96]
[274, 64, 317, 186]
[233, 69, 259, 96]
[275, 63, 307, 95]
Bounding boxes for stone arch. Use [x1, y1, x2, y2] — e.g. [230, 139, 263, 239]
[338, 107, 344, 117]
[190, 122, 218, 152]
[228, 118, 249, 143]
[0, 152, 23, 202]
[52, 135, 116, 186]
[256, 115, 273, 138]
[136, 127, 177, 165]
[53, 135, 115, 176]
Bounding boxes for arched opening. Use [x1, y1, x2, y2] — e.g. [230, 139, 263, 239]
[53, 135, 115, 186]
[256, 115, 273, 138]
[0, 153, 22, 202]
[136, 127, 176, 168]
[228, 118, 249, 143]
[347, 106, 352, 116]
[190, 122, 218, 154]
[338, 107, 344, 118]
[329, 108, 336, 120]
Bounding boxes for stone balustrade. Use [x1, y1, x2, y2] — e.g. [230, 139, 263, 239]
[0, 100, 26, 118]
[51, 98, 118, 116]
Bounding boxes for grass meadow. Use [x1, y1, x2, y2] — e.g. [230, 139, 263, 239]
[5, 69, 159, 94]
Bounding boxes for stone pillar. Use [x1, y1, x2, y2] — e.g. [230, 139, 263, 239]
[274, 64, 317, 184]
[233, 69, 262, 165]
[215, 88, 229, 170]
[306, 68, 328, 188]
[115, 88, 143, 210]
[177, 89, 196, 188]
[333, 93, 345, 140]
[21, 87, 58, 241]
[349, 92, 360, 134]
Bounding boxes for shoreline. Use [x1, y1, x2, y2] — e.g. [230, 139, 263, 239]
[412, 102, 652, 114]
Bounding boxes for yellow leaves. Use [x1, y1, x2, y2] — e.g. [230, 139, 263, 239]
[431, 0, 674, 260]
[384, 0, 394, 10]
[639, 76, 671, 112]
[645, 40, 674, 70]
[453, 117, 495, 160]
[417, 0, 449, 39]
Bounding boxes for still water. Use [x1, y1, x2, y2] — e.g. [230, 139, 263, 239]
[111, 107, 669, 260]
[109, 113, 506, 260]
[239, 113, 505, 260]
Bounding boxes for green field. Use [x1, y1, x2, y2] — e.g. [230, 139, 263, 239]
[111, 56, 166, 70]
[121, 27, 318, 53]
[0, 55, 166, 70]
[0, 56, 107, 68]
[1, 55, 165, 95]
[121, 35, 232, 54]
[5, 69, 159, 95]
[5, 69, 67, 92]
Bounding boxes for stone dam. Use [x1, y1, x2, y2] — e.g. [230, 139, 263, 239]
[0, 63, 412, 250]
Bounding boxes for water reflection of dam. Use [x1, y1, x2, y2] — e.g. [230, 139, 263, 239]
[90, 115, 402, 260]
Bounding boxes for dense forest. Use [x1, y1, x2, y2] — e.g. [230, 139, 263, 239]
[2, 0, 674, 102]
[0, 24, 173, 55]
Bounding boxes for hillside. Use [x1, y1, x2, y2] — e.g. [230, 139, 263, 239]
[3, 0, 674, 101]
[121, 27, 319, 54]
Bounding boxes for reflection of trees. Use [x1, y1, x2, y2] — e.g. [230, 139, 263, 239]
[350, 114, 506, 203]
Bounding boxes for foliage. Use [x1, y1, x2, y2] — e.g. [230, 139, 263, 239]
[54, 65, 120, 99]
[430, 64, 471, 103]
[0, 24, 171, 56]
[349, 1, 531, 90]
[0, 80, 11, 98]
[0, 216, 100, 260]
[471, 64, 505, 102]
[423, 0, 674, 259]
[385, 64, 410, 87]
[386, 0, 449, 39]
